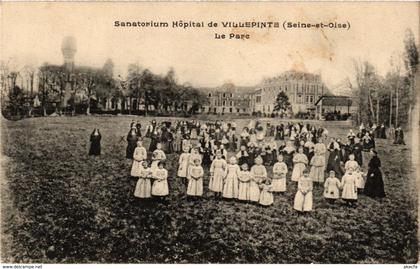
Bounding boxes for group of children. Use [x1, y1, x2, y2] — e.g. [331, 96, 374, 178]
[130, 134, 366, 211]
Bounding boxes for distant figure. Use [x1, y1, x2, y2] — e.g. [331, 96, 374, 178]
[379, 124, 387, 139]
[89, 129, 101, 156]
[394, 126, 405, 145]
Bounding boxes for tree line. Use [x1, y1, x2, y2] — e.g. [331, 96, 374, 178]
[350, 29, 418, 128]
[1, 59, 207, 119]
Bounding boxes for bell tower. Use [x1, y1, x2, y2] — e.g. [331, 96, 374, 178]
[61, 36, 77, 72]
[61, 36, 77, 107]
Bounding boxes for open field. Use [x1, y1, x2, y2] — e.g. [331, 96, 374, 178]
[0, 115, 418, 263]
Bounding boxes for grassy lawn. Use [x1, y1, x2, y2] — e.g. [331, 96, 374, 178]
[0, 115, 417, 263]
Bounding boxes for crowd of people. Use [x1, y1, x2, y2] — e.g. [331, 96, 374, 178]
[88, 118, 406, 211]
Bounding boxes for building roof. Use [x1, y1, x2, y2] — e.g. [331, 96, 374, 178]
[315, 95, 354, 106]
[262, 71, 321, 84]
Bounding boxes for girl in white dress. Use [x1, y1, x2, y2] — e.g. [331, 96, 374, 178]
[177, 146, 191, 180]
[151, 161, 169, 199]
[219, 144, 228, 160]
[223, 157, 241, 199]
[238, 163, 251, 201]
[323, 170, 342, 204]
[151, 143, 166, 170]
[187, 158, 204, 198]
[209, 151, 227, 198]
[341, 169, 358, 207]
[354, 166, 365, 192]
[294, 169, 313, 212]
[189, 147, 202, 168]
[250, 156, 267, 203]
[310, 138, 327, 183]
[344, 154, 359, 172]
[272, 154, 288, 192]
[259, 179, 274, 206]
[130, 140, 147, 177]
[291, 147, 309, 182]
[181, 136, 191, 153]
[134, 161, 152, 199]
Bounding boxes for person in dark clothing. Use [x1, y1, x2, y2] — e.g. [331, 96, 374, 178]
[394, 126, 406, 145]
[327, 139, 344, 178]
[126, 128, 138, 159]
[200, 144, 212, 167]
[364, 150, 386, 198]
[89, 128, 101, 156]
[136, 122, 142, 137]
[275, 125, 284, 140]
[379, 124, 387, 139]
[351, 137, 363, 166]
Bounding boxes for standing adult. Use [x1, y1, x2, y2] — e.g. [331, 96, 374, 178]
[364, 150, 386, 198]
[89, 128, 101, 156]
[126, 128, 138, 159]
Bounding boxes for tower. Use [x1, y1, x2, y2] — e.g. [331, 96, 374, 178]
[61, 36, 77, 72]
[61, 36, 77, 107]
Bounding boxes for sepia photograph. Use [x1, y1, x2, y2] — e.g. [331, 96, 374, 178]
[0, 1, 419, 265]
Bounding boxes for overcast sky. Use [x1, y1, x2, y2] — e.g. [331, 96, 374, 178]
[1, 2, 418, 90]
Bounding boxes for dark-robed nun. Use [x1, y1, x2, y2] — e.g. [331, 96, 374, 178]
[326, 139, 344, 178]
[89, 128, 101, 156]
[126, 127, 138, 159]
[364, 150, 386, 198]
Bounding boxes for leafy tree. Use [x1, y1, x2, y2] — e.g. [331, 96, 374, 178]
[273, 91, 291, 115]
[6, 85, 25, 117]
[403, 28, 419, 122]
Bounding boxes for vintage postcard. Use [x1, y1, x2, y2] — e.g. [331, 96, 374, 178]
[0, 1, 419, 265]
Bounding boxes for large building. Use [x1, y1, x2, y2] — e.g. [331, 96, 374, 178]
[201, 83, 254, 115]
[253, 71, 330, 115]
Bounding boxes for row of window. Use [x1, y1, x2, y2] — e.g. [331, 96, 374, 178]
[255, 94, 316, 105]
[260, 83, 321, 95]
[205, 107, 248, 113]
[208, 93, 234, 98]
[213, 100, 252, 107]
[293, 94, 315, 104]
[213, 100, 235, 106]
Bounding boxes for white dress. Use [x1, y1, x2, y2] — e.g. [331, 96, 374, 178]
[259, 184, 274, 206]
[151, 168, 169, 196]
[323, 176, 341, 199]
[130, 146, 147, 177]
[291, 153, 308, 182]
[134, 168, 152, 198]
[272, 162, 288, 192]
[341, 173, 357, 200]
[238, 170, 251, 201]
[355, 171, 365, 189]
[250, 165, 267, 202]
[344, 160, 359, 172]
[177, 152, 190, 178]
[294, 176, 313, 211]
[187, 165, 204, 196]
[151, 149, 166, 170]
[310, 143, 327, 183]
[223, 164, 240, 198]
[209, 159, 227, 193]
